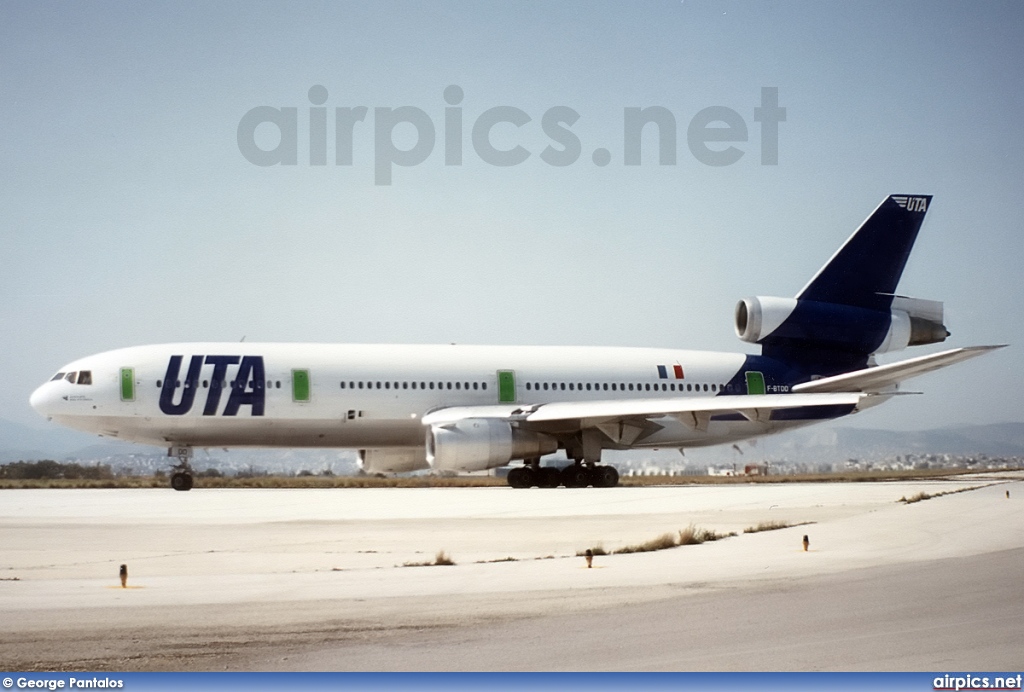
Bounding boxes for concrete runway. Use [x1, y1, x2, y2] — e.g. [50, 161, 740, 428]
[1, 473, 1021, 671]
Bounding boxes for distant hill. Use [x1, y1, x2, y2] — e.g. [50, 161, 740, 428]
[751, 422, 1024, 462]
[0, 418, 149, 462]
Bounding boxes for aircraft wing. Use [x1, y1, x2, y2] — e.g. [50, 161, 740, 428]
[791, 345, 1005, 394]
[422, 392, 866, 433]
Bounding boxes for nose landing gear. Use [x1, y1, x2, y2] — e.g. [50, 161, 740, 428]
[168, 446, 194, 491]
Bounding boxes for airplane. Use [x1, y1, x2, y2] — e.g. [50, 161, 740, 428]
[30, 194, 1002, 490]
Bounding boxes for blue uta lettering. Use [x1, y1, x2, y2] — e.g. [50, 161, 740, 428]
[158, 355, 266, 416]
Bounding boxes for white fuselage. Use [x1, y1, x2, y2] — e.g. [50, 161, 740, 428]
[29, 342, 852, 455]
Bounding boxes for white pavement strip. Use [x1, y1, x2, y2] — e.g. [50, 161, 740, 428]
[1, 475, 1021, 613]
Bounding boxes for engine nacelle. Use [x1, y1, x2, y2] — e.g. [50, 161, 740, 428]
[735, 295, 948, 355]
[426, 418, 558, 473]
[735, 296, 799, 344]
[358, 448, 429, 474]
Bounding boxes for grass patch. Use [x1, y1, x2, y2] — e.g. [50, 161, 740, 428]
[898, 485, 982, 504]
[900, 491, 932, 504]
[575, 544, 608, 557]
[402, 550, 455, 567]
[616, 532, 678, 554]
[677, 524, 735, 545]
[743, 519, 815, 534]
[578, 525, 736, 557]
[477, 556, 518, 563]
[0, 466, 1013, 490]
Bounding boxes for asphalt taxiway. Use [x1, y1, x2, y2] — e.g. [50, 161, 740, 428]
[1, 473, 1021, 670]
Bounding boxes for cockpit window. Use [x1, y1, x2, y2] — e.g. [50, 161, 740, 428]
[56, 370, 93, 385]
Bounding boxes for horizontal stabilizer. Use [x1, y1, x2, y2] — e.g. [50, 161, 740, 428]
[790, 345, 1006, 394]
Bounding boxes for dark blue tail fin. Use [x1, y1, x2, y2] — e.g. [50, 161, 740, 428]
[796, 195, 932, 312]
[760, 195, 935, 376]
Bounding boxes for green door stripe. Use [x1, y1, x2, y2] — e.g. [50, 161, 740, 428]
[497, 370, 516, 403]
[745, 371, 766, 395]
[293, 369, 310, 402]
[120, 368, 135, 402]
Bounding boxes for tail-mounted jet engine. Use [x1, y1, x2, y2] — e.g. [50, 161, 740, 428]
[735, 294, 948, 355]
[426, 418, 557, 472]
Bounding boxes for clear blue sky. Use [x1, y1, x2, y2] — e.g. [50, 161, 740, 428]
[1, 0, 1021, 431]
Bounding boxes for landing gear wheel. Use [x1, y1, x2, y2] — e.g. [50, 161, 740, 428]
[539, 467, 561, 488]
[171, 471, 194, 492]
[594, 465, 619, 488]
[507, 467, 527, 488]
[561, 464, 590, 488]
[519, 466, 537, 488]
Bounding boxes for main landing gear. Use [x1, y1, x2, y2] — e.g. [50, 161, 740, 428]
[507, 462, 619, 489]
[169, 446, 194, 492]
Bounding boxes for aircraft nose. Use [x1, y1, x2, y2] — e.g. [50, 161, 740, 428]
[30, 382, 56, 418]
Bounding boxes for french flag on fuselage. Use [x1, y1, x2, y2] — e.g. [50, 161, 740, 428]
[657, 364, 685, 379]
